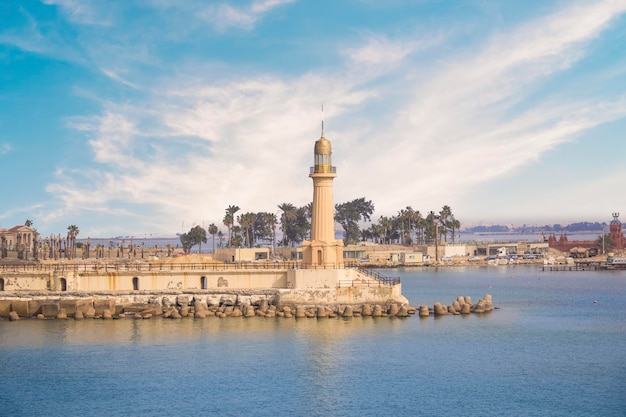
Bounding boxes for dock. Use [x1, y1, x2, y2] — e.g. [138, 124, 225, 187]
[542, 262, 626, 271]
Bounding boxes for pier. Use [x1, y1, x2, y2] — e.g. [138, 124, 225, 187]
[542, 262, 626, 271]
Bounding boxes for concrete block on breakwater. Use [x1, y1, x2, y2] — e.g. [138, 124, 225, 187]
[0, 290, 494, 323]
[0, 290, 419, 322]
[421, 294, 496, 318]
[12, 300, 30, 318]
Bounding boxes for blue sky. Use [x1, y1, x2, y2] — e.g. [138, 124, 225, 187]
[1, 0, 626, 237]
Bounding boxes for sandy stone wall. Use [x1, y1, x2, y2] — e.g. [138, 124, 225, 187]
[0, 269, 289, 292]
[0, 267, 406, 310]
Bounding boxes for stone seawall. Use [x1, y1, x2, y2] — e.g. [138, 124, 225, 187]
[0, 290, 496, 322]
[0, 267, 409, 307]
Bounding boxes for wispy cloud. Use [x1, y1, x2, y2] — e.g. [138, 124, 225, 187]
[41, 0, 113, 26]
[0, 143, 11, 155]
[101, 69, 139, 89]
[363, 0, 626, 209]
[0, 6, 87, 65]
[38, 0, 626, 233]
[48, 73, 373, 234]
[346, 35, 418, 66]
[198, 0, 295, 31]
[0, 203, 43, 226]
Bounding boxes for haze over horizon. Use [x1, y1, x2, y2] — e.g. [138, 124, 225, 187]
[1, 1, 626, 237]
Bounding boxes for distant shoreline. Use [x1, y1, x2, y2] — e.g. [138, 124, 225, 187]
[471, 230, 602, 235]
[77, 230, 605, 241]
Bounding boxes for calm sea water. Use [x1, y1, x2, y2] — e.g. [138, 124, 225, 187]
[1, 266, 625, 416]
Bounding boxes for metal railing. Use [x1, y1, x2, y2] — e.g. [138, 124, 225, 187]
[0, 262, 402, 286]
[0, 261, 305, 273]
[337, 278, 400, 288]
[346, 265, 401, 287]
[0, 261, 361, 273]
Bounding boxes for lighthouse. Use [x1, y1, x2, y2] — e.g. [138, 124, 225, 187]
[302, 126, 344, 268]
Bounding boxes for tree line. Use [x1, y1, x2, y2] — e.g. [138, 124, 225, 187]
[179, 199, 461, 253]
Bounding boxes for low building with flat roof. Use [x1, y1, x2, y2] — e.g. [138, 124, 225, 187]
[213, 248, 270, 263]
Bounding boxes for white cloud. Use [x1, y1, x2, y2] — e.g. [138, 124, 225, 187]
[47, 73, 375, 235]
[0, 143, 11, 155]
[101, 69, 139, 89]
[42, 0, 626, 234]
[355, 0, 626, 211]
[41, 0, 112, 26]
[346, 35, 417, 66]
[251, 0, 295, 14]
[199, 0, 295, 31]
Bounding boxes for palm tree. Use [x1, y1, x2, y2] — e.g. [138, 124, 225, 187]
[414, 210, 423, 243]
[361, 228, 374, 242]
[449, 217, 461, 244]
[238, 212, 256, 248]
[295, 206, 312, 244]
[278, 203, 297, 246]
[398, 207, 419, 245]
[223, 213, 233, 247]
[231, 226, 243, 248]
[439, 205, 452, 242]
[378, 216, 394, 244]
[223, 205, 240, 247]
[417, 216, 430, 244]
[371, 224, 384, 244]
[425, 211, 438, 244]
[266, 213, 277, 255]
[208, 223, 218, 253]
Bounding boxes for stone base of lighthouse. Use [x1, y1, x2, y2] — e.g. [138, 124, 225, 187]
[302, 239, 344, 269]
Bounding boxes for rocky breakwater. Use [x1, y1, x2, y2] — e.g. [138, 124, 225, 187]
[0, 292, 418, 321]
[417, 294, 497, 318]
[158, 299, 417, 320]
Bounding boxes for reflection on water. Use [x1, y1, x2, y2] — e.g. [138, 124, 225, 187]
[1, 266, 625, 416]
[0, 313, 411, 349]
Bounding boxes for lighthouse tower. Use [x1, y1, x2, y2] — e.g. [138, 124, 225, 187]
[302, 126, 344, 268]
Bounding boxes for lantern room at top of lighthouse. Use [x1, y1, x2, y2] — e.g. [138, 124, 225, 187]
[312, 135, 336, 175]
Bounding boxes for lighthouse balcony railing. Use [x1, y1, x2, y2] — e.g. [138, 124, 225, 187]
[309, 166, 337, 174]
